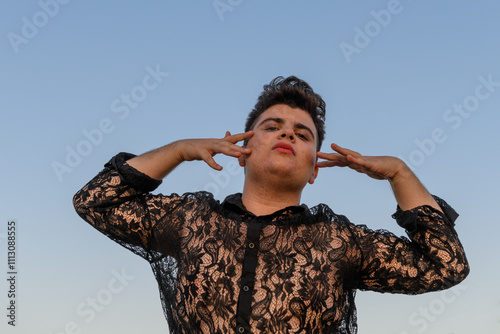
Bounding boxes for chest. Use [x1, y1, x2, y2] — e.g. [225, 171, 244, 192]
[173, 216, 354, 332]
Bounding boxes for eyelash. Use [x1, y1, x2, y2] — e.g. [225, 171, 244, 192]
[265, 126, 308, 140]
[297, 133, 308, 140]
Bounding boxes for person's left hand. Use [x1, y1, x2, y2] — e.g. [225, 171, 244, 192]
[317, 143, 407, 181]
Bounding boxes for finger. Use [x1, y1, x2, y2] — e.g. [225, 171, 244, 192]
[223, 130, 254, 144]
[224, 131, 231, 138]
[344, 157, 382, 177]
[217, 142, 251, 158]
[330, 143, 362, 158]
[219, 131, 253, 156]
[200, 151, 223, 171]
[316, 160, 349, 168]
[346, 154, 362, 164]
[346, 155, 371, 169]
[317, 151, 349, 163]
[207, 138, 252, 157]
[317, 151, 342, 159]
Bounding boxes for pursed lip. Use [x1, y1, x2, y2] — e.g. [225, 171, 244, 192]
[273, 142, 295, 155]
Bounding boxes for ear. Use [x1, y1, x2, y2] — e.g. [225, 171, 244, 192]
[308, 165, 319, 184]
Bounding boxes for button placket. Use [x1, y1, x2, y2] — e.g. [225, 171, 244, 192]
[235, 218, 264, 333]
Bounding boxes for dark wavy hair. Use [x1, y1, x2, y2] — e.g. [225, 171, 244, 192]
[245, 76, 326, 150]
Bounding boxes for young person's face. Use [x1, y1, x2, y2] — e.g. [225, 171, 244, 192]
[240, 104, 319, 187]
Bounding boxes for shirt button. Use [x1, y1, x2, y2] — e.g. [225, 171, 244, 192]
[248, 242, 255, 249]
[243, 285, 250, 292]
[238, 326, 245, 333]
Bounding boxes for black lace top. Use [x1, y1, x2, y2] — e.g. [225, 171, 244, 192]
[73, 152, 469, 334]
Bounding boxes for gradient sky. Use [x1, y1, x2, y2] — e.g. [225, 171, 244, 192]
[1, 1, 499, 333]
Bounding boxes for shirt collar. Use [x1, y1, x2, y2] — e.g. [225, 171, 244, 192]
[222, 193, 309, 221]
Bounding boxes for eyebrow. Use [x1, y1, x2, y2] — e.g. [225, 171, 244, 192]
[257, 117, 316, 140]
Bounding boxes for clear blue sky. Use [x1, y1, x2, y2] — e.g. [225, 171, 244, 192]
[1, 1, 499, 333]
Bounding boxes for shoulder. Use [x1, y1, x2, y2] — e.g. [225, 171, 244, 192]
[309, 203, 351, 224]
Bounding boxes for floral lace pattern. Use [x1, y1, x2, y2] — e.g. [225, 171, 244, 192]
[73, 153, 469, 334]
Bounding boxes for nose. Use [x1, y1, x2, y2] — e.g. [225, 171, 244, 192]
[280, 128, 295, 141]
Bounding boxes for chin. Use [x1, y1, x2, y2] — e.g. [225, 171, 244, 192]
[248, 159, 309, 181]
[266, 160, 295, 173]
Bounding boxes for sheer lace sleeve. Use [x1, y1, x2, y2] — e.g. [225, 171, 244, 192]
[72, 152, 190, 260]
[348, 198, 469, 294]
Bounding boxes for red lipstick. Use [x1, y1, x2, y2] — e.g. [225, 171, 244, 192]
[273, 142, 295, 155]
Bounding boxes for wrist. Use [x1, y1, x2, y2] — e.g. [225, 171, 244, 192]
[388, 159, 414, 184]
[170, 140, 188, 163]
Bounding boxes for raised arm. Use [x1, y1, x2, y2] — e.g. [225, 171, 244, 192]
[73, 131, 253, 258]
[317, 143, 469, 292]
[127, 131, 253, 179]
[317, 143, 440, 211]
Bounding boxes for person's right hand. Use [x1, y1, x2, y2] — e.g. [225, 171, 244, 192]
[178, 131, 253, 171]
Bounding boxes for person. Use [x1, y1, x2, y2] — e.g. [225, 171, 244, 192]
[73, 76, 469, 334]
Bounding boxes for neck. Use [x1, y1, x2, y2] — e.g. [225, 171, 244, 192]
[241, 178, 303, 216]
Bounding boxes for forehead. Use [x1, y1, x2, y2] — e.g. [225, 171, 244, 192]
[255, 104, 316, 129]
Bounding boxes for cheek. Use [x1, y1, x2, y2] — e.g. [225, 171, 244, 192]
[301, 146, 318, 166]
[247, 133, 269, 149]
[246, 139, 260, 152]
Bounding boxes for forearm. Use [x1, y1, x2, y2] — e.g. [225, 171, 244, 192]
[73, 153, 165, 250]
[73, 152, 160, 216]
[317, 144, 445, 213]
[356, 198, 469, 293]
[388, 163, 442, 213]
[127, 140, 185, 180]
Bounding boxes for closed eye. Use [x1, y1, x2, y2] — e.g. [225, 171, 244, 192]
[296, 132, 309, 140]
